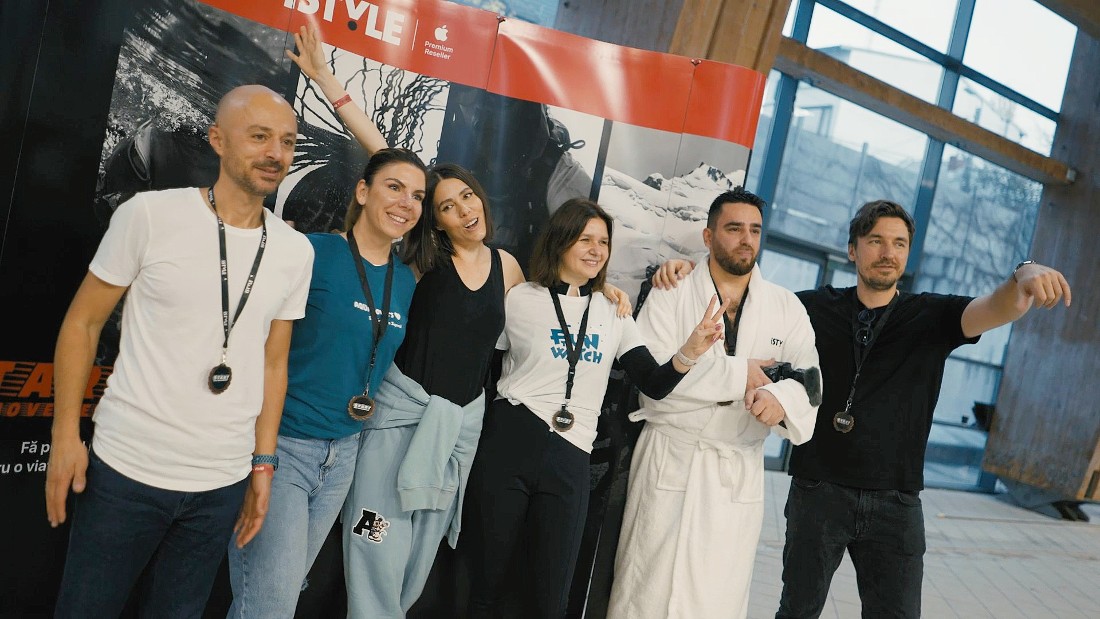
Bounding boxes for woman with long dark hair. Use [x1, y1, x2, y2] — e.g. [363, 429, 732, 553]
[463, 198, 728, 618]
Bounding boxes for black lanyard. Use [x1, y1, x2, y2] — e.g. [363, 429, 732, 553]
[209, 188, 267, 363]
[841, 291, 899, 416]
[346, 231, 394, 387]
[549, 287, 592, 405]
[714, 286, 750, 356]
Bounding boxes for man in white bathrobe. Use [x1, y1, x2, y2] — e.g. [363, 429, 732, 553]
[608, 188, 820, 619]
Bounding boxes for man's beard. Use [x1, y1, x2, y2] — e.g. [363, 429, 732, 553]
[714, 246, 756, 276]
[229, 161, 285, 198]
[859, 263, 900, 290]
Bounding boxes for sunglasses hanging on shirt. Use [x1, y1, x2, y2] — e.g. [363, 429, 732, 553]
[833, 292, 899, 433]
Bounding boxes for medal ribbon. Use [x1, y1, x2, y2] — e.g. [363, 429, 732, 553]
[210, 188, 267, 364]
[549, 286, 592, 409]
[346, 231, 394, 395]
[840, 291, 900, 420]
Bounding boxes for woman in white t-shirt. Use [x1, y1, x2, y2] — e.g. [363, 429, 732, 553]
[463, 198, 729, 618]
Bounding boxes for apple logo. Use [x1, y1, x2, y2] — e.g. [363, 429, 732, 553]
[434, 25, 448, 41]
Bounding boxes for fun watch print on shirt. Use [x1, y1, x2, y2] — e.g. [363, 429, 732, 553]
[550, 329, 603, 364]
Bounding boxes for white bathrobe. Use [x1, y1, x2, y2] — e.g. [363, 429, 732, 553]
[608, 261, 819, 619]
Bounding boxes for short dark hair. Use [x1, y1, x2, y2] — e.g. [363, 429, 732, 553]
[403, 163, 494, 274]
[529, 198, 614, 291]
[847, 200, 915, 246]
[707, 187, 766, 229]
[343, 148, 428, 232]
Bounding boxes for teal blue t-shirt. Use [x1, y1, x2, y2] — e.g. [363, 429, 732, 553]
[280, 233, 416, 439]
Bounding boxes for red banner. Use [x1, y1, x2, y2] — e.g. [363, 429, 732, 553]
[202, 0, 500, 88]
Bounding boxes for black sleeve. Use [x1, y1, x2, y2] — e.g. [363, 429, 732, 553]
[618, 345, 686, 400]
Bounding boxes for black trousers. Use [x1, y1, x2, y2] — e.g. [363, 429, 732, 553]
[464, 399, 590, 619]
[776, 477, 926, 619]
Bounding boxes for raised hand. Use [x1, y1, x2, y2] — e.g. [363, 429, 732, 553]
[286, 24, 334, 85]
[679, 294, 730, 361]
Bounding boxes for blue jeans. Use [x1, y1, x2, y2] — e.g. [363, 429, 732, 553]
[54, 449, 248, 619]
[776, 477, 926, 619]
[227, 432, 360, 618]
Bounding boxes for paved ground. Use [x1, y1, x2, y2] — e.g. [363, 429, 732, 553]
[748, 472, 1100, 618]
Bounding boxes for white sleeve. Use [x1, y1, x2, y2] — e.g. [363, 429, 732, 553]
[614, 303, 646, 358]
[89, 194, 151, 286]
[757, 301, 820, 445]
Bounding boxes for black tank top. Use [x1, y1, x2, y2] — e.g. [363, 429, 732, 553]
[395, 249, 506, 406]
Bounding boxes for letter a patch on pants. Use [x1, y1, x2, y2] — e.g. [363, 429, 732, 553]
[352, 508, 390, 544]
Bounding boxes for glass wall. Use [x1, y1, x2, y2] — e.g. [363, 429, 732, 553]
[771, 84, 926, 253]
[754, 0, 1074, 491]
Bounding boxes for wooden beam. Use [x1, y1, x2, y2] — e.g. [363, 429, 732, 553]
[1035, 0, 1100, 41]
[670, 0, 727, 58]
[774, 37, 1075, 185]
[671, 0, 793, 73]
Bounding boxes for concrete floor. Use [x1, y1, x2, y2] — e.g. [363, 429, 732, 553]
[748, 472, 1100, 618]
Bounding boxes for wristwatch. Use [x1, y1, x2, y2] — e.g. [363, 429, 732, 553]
[1012, 260, 1035, 282]
[252, 454, 279, 471]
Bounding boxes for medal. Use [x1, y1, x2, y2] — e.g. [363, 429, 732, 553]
[344, 232, 394, 423]
[207, 187, 266, 395]
[347, 394, 376, 421]
[833, 410, 854, 433]
[835, 291, 899, 432]
[548, 287, 592, 435]
[208, 363, 232, 394]
[552, 406, 575, 432]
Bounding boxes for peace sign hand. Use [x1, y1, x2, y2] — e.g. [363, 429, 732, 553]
[678, 294, 730, 362]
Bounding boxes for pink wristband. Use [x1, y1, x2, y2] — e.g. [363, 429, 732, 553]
[252, 464, 274, 475]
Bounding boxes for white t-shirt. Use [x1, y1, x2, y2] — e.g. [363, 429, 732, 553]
[495, 283, 645, 453]
[89, 188, 313, 491]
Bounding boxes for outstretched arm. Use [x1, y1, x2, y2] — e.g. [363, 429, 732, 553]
[961, 262, 1071, 338]
[287, 24, 388, 155]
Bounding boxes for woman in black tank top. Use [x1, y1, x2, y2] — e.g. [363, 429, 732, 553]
[396, 165, 518, 406]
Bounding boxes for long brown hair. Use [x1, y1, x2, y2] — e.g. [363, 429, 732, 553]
[403, 163, 494, 274]
[343, 148, 427, 232]
[529, 198, 614, 291]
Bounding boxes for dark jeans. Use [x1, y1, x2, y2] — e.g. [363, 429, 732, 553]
[776, 477, 925, 619]
[464, 400, 590, 619]
[55, 450, 248, 619]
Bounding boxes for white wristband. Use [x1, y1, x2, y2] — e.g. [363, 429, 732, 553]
[674, 350, 697, 367]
